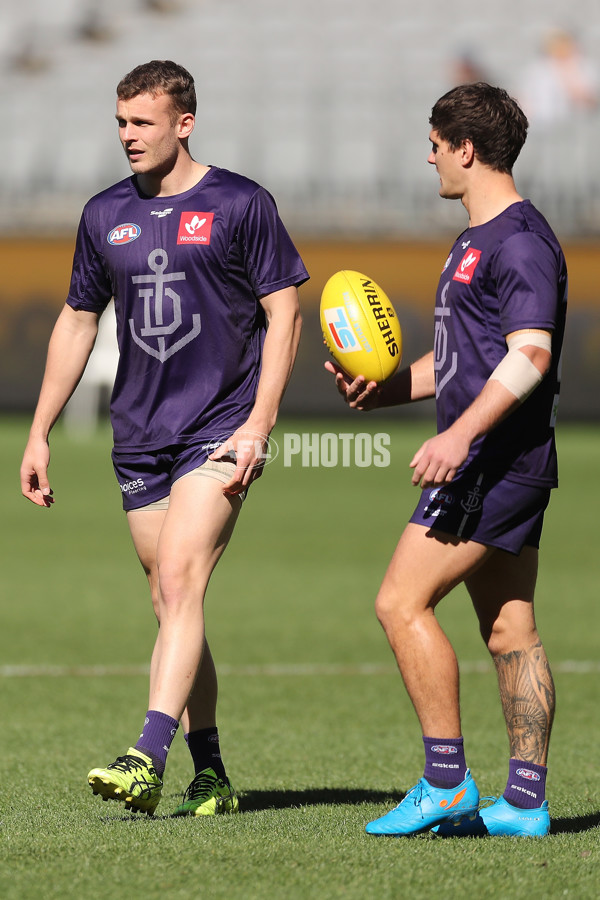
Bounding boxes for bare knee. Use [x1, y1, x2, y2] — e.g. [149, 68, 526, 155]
[375, 585, 397, 633]
[156, 561, 206, 616]
[375, 584, 425, 637]
[486, 623, 510, 659]
[485, 616, 540, 659]
[157, 565, 186, 609]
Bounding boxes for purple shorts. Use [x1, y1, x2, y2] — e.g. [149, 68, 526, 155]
[112, 441, 236, 512]
[409, 467, 551, 555]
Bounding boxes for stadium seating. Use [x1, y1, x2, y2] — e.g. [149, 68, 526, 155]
[0, 0, 599, 236]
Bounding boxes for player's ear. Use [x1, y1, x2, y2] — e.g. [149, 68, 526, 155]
[460, 139, 475, 166]
[177, 112, 195, 139]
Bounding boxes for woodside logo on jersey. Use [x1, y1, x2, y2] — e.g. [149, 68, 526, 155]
[452, 248, 481, 283]
[177, 212, 214, 245]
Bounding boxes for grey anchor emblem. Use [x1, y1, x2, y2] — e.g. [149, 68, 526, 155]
[460, 473, 484, 516]
[129, 248, 201, 362]
[434, 281, 458, 398]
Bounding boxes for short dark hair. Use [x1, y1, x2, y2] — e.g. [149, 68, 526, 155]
[116, 60, 196, 117]
[429, 83, 528, 173]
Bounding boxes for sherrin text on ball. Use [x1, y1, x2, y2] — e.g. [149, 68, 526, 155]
[320, 270, 402, 382]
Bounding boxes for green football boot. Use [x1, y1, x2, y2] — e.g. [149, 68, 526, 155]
[172, 767, 239, 817]
[87, 748, 163, 815]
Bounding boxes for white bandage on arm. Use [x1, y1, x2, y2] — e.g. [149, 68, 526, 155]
[488, 331, 552, 402]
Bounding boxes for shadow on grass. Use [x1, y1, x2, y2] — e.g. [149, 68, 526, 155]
[98, 801, 600, 833]
[96, 788, 403, 823]
[238, 787, 403, 812]
[239, 794, 600, 834]
[550, 812, 600, 835]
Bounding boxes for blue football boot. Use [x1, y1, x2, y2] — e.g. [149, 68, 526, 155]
[366, 770, 479, 836]
[432, 795, 550, 837]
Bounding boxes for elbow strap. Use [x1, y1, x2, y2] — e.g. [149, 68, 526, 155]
[488, 332, 551, 402]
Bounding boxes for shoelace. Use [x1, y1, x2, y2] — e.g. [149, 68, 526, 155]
[107, 754, 151, 775]
[410, 781, 430, 815]
[403, 780, 475, 819]
[183, 771, 221, 803]
[415, 782, 492, 813]
[392, 780, 428, 814]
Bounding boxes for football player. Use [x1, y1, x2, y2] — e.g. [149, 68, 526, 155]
[327, 82, 566, 837]
[21, 60, 308, 817]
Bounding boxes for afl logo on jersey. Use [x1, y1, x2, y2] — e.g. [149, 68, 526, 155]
[107, 223, 142, 245]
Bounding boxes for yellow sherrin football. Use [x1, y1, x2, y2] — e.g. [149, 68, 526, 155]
[320, 270, 402, 382]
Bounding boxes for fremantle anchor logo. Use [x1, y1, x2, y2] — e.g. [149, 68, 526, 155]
[460, 473, 484, 515]
[129, 248, 201, 362]
[434, 281, 458, 398]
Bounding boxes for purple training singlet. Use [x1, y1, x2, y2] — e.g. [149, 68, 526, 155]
[434, 200, 567, 488]
[67, 167, 309, 451]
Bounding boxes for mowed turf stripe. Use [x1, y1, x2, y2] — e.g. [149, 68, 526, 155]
[0, 660, 599, 677]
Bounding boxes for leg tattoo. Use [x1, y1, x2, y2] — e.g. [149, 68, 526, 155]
[494, 641, 555, 765]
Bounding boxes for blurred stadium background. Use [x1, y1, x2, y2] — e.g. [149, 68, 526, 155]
[1, 0, 599, 419]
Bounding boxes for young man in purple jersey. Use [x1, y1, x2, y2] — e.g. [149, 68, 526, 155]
[327, 83, 567, 837]
[21, 60, 308, 817]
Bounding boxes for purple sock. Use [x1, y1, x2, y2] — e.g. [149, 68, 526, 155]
[503, 758, 547, 809]
[423, 736, 467, 788]
[135, 710, 179, 777]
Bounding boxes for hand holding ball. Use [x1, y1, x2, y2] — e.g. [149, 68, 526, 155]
[320, 270, 402, 383]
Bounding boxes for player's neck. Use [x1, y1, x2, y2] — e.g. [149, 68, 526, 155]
[137, 158, 211, 198]
[462, 172, 523, 228]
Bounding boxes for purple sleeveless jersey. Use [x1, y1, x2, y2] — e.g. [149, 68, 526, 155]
[66, 167, 309, 452]
[434, 200, 567, 488]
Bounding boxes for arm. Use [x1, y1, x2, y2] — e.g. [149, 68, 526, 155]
[20, 304, 100, 506]
[324, 350, 436, 411]
[410, 330, 552, 488]
[210, 285, 302, 493]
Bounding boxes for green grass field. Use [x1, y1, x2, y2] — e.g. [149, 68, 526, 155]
[1, 416, 598, 899]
